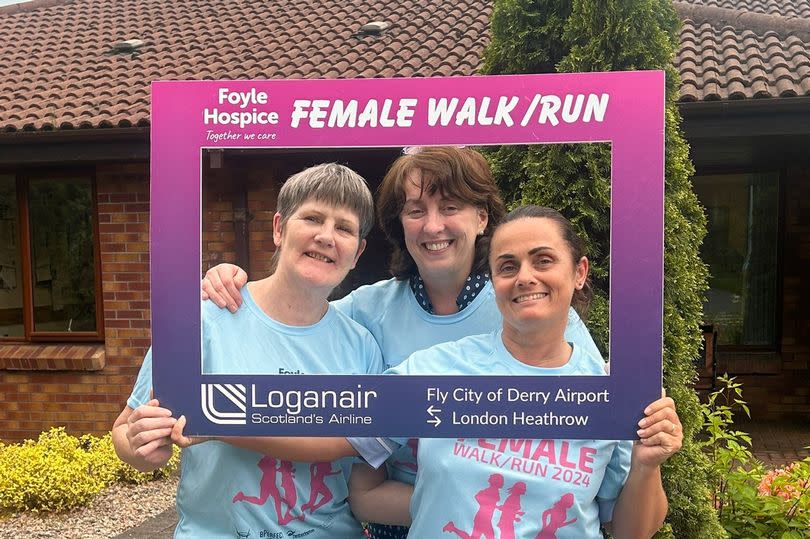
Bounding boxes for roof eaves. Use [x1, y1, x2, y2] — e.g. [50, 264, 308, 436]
[0, 125, 150, 144]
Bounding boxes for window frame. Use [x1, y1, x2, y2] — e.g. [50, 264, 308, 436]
[0, 167, 104, 343]
[693, 165, 784, 352]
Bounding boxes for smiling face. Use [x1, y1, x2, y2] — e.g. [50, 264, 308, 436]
[400, 171, 488, 285]
[489, 217, 588, 335]
[273, 199, 366, 293]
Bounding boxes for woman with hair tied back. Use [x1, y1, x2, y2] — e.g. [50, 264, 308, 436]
[348, 205, 682, 538]
[201, 146, 604, 538]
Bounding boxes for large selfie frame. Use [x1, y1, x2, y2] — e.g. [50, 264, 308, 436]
[151, 72, 664, 439]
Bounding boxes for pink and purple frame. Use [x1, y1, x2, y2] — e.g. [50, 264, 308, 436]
[150, 72, 664, 439]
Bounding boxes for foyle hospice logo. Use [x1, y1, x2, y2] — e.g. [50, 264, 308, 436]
[201, 383, 379, 426]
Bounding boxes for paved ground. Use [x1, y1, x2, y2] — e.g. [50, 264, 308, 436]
[112, 509, 177, 539]
[743, 419, 810, 467]
[117, 420, 810, 538]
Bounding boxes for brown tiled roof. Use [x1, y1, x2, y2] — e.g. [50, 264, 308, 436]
[681, 0, 810, 19]
[674, 0, 810, 101]
[0, 0, 491, 132]
[0, 0, 808, 133]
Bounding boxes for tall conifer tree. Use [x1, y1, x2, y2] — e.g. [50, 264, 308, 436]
[482, 1, 725, 536]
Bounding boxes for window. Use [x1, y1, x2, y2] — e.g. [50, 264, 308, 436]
[0, 172, 102, 341]
[694, 172, 780, 347]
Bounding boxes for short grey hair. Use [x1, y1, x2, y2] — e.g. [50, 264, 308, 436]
[276, 163, 374, 238]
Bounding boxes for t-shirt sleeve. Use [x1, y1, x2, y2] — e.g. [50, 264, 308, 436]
[564, 306, 603, 362]
[126, 348, 153, 410]
[364, 334, 384, 375]
[330, 291, 354, 319]
[346, 436, 402, 469]
[347, 348, 417, 467]
[384, 348, 436, 376]
[596, 440, 632, 523]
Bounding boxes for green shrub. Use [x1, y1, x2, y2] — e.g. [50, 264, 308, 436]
[481, 1, 724, 536]
[699, 375, 810, 537]
[0, 427, 179, 513]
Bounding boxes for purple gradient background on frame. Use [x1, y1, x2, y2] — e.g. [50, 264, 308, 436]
[150, 72, 664, 439]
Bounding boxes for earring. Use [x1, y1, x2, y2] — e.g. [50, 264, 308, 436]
[477, 229, 484, 236]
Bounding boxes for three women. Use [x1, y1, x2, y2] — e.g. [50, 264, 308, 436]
[201, 146, 603, 537]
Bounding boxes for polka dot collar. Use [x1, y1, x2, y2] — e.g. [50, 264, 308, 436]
[409, 272, 489, 314]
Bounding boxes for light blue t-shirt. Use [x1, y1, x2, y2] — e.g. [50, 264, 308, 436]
[332, 277, 502, 371]
[128, 286, 382, 539]
[389, 332, 632, 538]
[337, 278, 604, 484]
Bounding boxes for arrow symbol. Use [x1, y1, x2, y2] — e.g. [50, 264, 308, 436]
[427, 405, 442, 427]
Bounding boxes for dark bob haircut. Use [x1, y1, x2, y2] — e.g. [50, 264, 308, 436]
[376, 146, 506, 279]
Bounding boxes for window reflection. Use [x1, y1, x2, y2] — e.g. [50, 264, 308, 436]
[695, 173, 779, 346]
[28, 178, 96, 333]
[0, 175, 23, 337]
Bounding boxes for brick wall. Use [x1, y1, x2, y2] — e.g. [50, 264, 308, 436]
[201, 158, 281, 279]
[721, 165, 810, 421]
[246, 167, 280, 278]
[0, 163, 151, 441]
[202, 165, 239, 270]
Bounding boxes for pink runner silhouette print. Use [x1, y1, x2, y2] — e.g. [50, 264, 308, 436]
[496, 481, 527, 539]
[535, 493, 577, 538]
[443, 473, 504, 539]
[232, 456, 281, 506]
[277, 460, 302, 524]
[301, 462, 341, 513]
[232, 457, 304, 524]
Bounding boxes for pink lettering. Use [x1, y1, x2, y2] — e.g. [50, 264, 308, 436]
[531, 440, 557, 465]
[479, 438, 497, 450]
[580, 446, 596, 473]
[559, 442, 576, 469]
[510, 439, 533, 458]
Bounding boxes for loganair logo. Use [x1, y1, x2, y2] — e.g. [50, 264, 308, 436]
[201, 383, 247, 425]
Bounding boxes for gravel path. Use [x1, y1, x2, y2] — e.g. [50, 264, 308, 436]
[0, 476, 178, 539]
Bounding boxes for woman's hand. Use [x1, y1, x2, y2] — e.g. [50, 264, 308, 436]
[124, 399, 177, 466]
[609, 391, 680, 538]
[633, 392, 683, 468]
[201, 263, 247, 312]
[170, 415, 212, 448]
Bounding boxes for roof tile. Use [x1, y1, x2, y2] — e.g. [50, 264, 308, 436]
[751, 79, 771, 96]
[2, 0, 809, 132]
[684, 0, 810, 19]
[726, 80, 748, 99]
[0, 0, 496, 131]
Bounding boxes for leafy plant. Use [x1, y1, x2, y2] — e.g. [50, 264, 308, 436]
[0, 427, 179, 514]
[699, 375, 810, 537]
